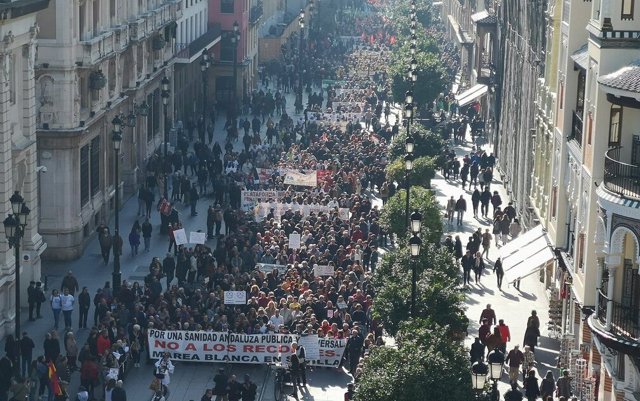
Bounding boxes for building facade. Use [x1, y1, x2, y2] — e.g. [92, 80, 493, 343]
[0, 0, 49, 337]
[35, 0, 181, 260]
[173, 0, 220, 123]
[209, 0, 260, 105]
[533, 0, 640, 399]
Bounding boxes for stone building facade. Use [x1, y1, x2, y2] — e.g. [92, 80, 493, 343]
[35, 0, 180, 260]
[0, 0, 49, 337]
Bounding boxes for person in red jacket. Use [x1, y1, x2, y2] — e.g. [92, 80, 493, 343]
[497, 319, 511, 353]
[96, 329, 111, 357]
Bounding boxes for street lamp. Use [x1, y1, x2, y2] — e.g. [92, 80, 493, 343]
[405, 135, 414, 154]
[231, 21, 240, 107]
[410, 43, 416, 55]
[410, 210, 422, 235]
[161, 76, 170, 201]
[410, 57, 418, 71]
[404, 152, 414, 230]
[487, 348, 505, 401]
[111, 116, 123, 295]
[297, 9, 305, 111]
[471, 361, 489, 394]
[200, 51, 210, 136]
[408, 232, 422, 317]
[3, 191, 30, 374]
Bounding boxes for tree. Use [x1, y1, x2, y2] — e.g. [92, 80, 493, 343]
[386, 155, 436, 189]
[379, 186, 442, 242]
[388, 45, 447, 107]
[355, 334, 473, 401]
[371, 247, 468, 337]
[388, 124, 445, 161]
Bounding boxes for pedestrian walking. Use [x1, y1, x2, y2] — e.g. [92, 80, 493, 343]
[470, 338, 485, 364]
[4, 334, 19, 374]
[50, 289, 62, 330]
[522, 345, 535, 381]
[34, 282, 45, 319]
[462, 250, 473, 285]
[473, 251, 485, 283]
[510, 218, 522, 239]
[540, 371, 556, 400]
[454, 235, 464, 265]
[494, 257, 505, 290]
[78, 287, 90, 329]
[446, 196, 456, 225]
[65, 331, 79, 371]
[484, 328, 502, 357]
[491, 190, 502, 214]
[212, 368, 228, 401]
[479, 304, 497, 325]
[142, 218, 153, 252]
[27, 281, 37, 321]
[60, 287, 75, 330]
[98, 226, 113, 265]
[190, 183, 200, 216]
[524, 311, 541, 353]
[471, 188, 480, 217]
[154, 353, 175, 397]
[504, 383, 524, 401]
[480, 187, 491, 218]
[19, 331, 35, 378]
[556, 370, 572, 398]
[228, 375, 243, 401]
[481, 229, 492, 259]
[500, 214, 511, 245]
[60, 270, 79, 296]
[523, 370, 540, 401]
[455, 195, 467, 226]
[292, 342, 307, 386]
[497, 319, 511, 353]
[129, 220, 141, 256]
[505, 345, 524, 384]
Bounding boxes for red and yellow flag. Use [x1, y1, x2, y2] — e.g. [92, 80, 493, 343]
[48, 361, 63, 396]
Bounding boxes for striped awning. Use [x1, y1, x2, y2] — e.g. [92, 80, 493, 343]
[596, 185, 640, 209]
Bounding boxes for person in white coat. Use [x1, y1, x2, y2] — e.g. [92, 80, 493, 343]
[154, 353, 175, 396]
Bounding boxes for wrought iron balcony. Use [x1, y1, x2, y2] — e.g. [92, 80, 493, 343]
[250, 2, 263, 25]
[569, 110, 583, 146]
[604, 146, 640, 201]
[597, 290, 640, 339]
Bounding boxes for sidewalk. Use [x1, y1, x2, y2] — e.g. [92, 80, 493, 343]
[429, 133, 561, 395]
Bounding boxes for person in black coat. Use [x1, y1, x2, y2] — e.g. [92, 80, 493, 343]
[19, 332, 35, 378]
[471, 189, 481, 218]
[27, 281, 37, 321]
[241, 375, 257, 401]
[227, 375, 243, 401]
[0, 355, 13, 401]
[78, 287, 91, 329]
[523, 370, 540, 401]
[470, 338, 486, 364]
[494, 258, 505, 290]
[213, 368, 228, 400]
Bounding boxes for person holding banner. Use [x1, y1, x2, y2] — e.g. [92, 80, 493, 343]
[292, 342, 307, 386]
[153, 353, 174, 397]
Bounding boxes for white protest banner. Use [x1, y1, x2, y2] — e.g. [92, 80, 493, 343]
[224, 291, 247, 305]
[338, 208, 350, 220]
[337, 301, 348, 310]
[147, 329, 347, 367]
[313, 265, 335, 276]
[298, 334, 320, 360]
[283, 170, 317, 187]
[254, 203, 340, 220]
[189, 232, 206, 244]
[241, 190, 290, 212]
[288, 233, 301, 249]
[173, 228, 188, 245]
[256, 263, 289, 276]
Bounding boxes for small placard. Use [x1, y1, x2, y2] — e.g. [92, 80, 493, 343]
[224, 291, 247, 305]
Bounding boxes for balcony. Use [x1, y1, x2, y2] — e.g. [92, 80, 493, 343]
[476, 53, 494, 84]
[79, 31, 115, 66]
[604, 146, 640, 201]
[250, 1, 263, 25]
[569, 110, 583, 146]
[597, 291, 640, 339]
[175, 24, 222, 63]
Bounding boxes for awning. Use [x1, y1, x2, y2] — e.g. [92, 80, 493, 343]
[455, 84, 488, 107]
[499, 226, 554, 284]
[571, 44, 589, 70]
[471, 10, 497, 25]
[448, 15, 473, 45]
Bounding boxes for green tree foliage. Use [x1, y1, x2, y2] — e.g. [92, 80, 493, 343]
[389, 44, 447, 107]
[371, 245, 467, 337]
[388, 124, 445, 161]
[386, 155, 436, 189]
[355, 326, 473, 401]
[379, 186, 443, 242]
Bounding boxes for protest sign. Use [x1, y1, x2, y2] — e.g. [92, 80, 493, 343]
[298, 334, 320, 360]
[173, 229, 187, 245]
[240, 190, 289, 212]
[316, 170, 334, 186]
[147, 329, 347, 367]
[289, 233, 301, 249]
[283, 170, 317, 187]
[224, 291, 247, 305]
[190, 232, 206, 244]
[313, 265, 335, 276]
[255, 263, 289, 276]
[337, 301, 348, 310]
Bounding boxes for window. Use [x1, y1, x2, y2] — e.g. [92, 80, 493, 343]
[576, 69, 586, 116]
[587, 112, 593, 145]
[576, 233, 585, 272]
[617, 354, 626, 381]
[90, 137, 100, 195]
[220, 31, 235, 62]
[550, 186, 558, 218]
[80, 145, 90, 206]
[9, 54, 15, 105]
[609, 105, 623, 146]
[622, 0, 634, 20]
[221, 0, 234, 13]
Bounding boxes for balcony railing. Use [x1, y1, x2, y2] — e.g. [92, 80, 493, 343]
[596, 291, 640, 338]
[250, 2, 263, 25]
[569, 110, 583, 146]
[604, 146, 640, 201]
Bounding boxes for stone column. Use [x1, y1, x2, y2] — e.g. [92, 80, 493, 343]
[605, 263, 617, 331]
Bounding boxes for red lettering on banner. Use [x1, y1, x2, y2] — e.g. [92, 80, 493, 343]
[243, 345, 254, 353]
[185, 343, 196, 351]
[203, 344, 214, 351]
[213, 344, 225, 352]
[266, 345, 277, 353]
[228, 344, 237, 352]
[154, 340, 167, 348]
[167, 342, 179, 350]
[255, 345, 265, 353]
[323, 350, 335, 357]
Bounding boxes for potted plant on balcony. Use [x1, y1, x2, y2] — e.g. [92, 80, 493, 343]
[152, 35, 166, 51]
[89, 70, 107, 90]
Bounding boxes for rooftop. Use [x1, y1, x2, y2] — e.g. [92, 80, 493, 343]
[599, 60, 640, 94]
